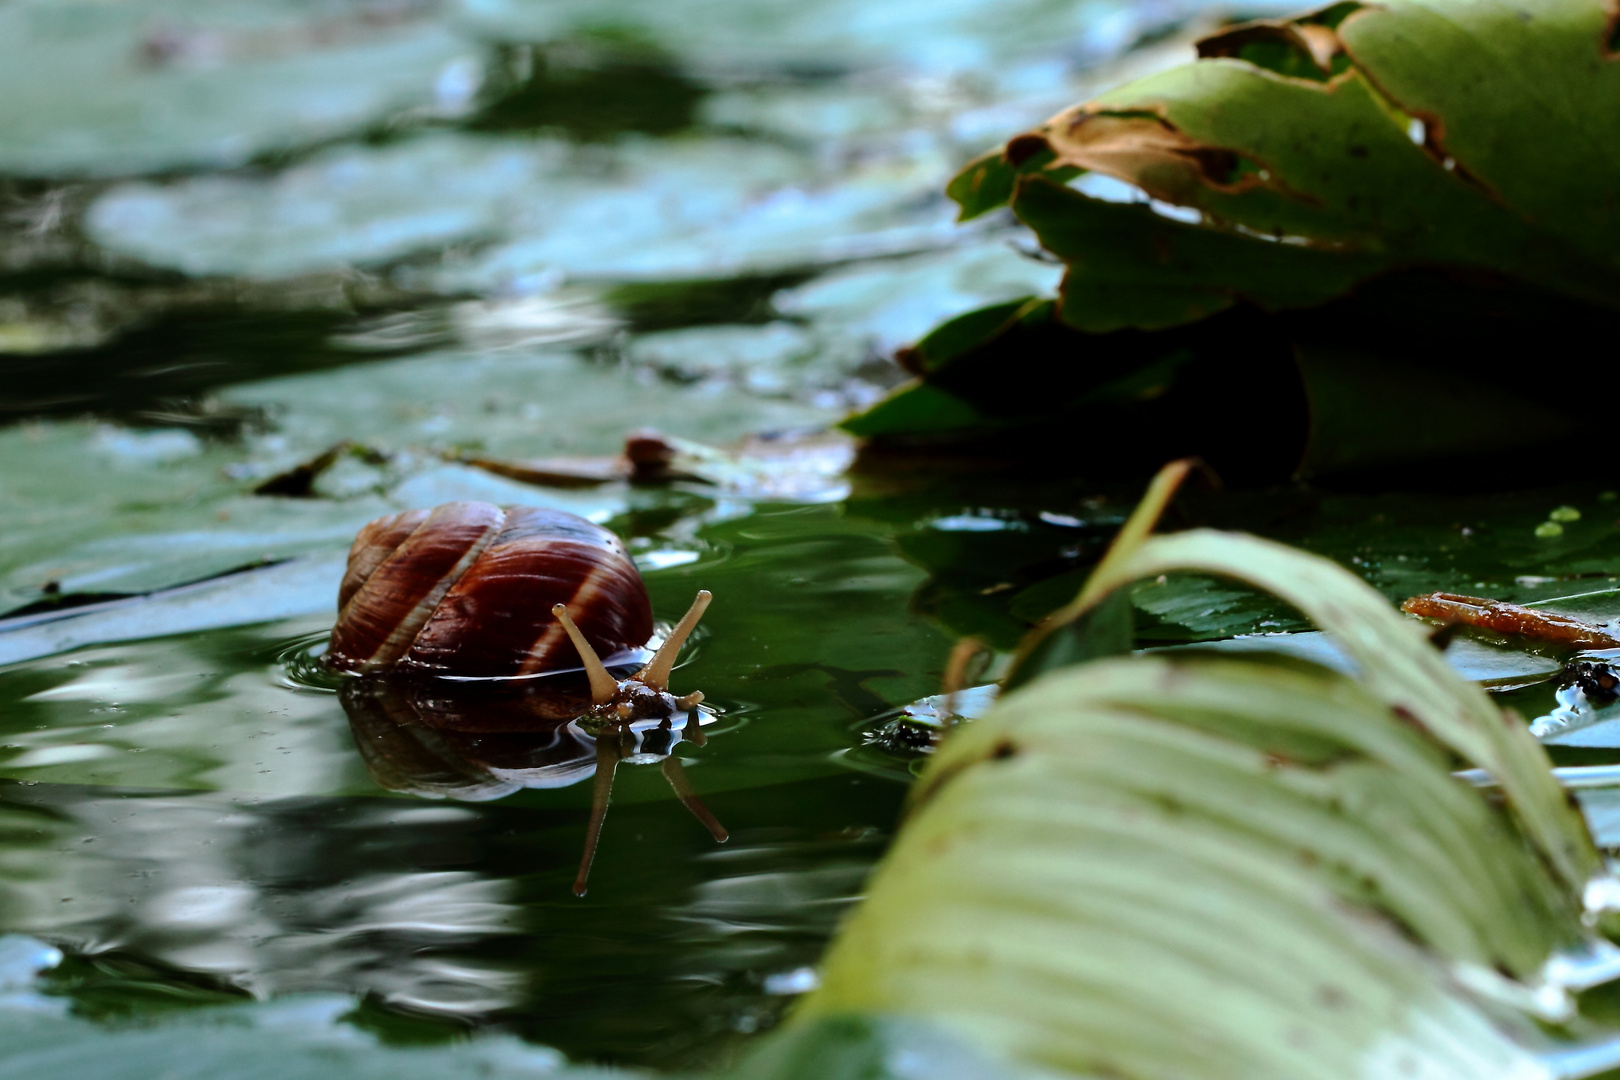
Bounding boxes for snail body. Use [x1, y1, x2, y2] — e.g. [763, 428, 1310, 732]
[329, 500, 721, 895]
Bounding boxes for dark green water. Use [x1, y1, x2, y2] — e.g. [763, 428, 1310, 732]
[7, 462, 1620, 1069]
[0, 493, 955, 1069]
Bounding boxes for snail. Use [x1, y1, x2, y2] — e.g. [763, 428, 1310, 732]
[328, 500, 725, 895]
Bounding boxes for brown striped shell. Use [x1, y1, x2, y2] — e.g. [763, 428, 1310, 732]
[328, 501, 654, 678]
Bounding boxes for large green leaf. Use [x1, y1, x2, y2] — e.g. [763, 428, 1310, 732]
[801, 467, 1611, 1079]
[986, 0, 1620, 308]
[806, 660, 1586, 1077]
[845, 0, 1620, 474]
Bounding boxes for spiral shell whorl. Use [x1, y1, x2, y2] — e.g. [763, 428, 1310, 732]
[328, 502, 653, 678]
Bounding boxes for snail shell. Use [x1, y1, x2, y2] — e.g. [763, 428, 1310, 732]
[328, 501, 653, 678]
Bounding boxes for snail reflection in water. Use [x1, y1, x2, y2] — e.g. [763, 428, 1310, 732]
[329, 500, 726, 895]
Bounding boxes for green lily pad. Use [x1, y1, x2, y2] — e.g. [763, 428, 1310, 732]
[459, 0, 1244, 77]
[87, 126, 975, 287]
[418, 138, 962, 289]
[0, 977, 603, 1080]
[85, 135, 570, 279]
[0, 0, 480, 179]
[0, 336, 839, 624]
[773, 242, 1064, 361]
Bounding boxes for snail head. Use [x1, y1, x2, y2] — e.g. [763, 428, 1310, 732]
[552, 589, 723, 897]
[551, 590, 710, 732]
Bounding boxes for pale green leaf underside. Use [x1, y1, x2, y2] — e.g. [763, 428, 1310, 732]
[804, 525, 1604, 1079]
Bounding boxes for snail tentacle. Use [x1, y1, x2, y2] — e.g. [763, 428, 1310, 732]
[638, 589, 712, 691]
[551, 602, 619, 705]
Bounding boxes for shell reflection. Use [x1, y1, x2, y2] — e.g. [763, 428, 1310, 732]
[340, 672, 727, 895]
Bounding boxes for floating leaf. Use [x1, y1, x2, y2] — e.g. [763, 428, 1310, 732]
[0, 1, 479, 178]
[0, 557, 343, 669]
[968, 0, 1620, 311]
[0, 986, 608, 1080]
[85, 135, 567, 278]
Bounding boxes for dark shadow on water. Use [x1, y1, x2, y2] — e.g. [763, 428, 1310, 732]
[470, 45, 708, 139]
[0, 301, 397, 433]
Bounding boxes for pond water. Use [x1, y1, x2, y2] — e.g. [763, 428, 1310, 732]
[6, 0, 1620, 1074]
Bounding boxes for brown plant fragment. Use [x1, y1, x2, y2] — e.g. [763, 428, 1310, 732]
[1401, 591, 1620, 649]
[460, 429, 855, 501]
[253, 440, 390, 497]
[455, 429, 676, 488]
[456, 452, 631, 488]
[1604, 0, 1620, 60]
[1039, 109, 1289, 207]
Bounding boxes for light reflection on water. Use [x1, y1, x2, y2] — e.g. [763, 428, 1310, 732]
[0, 785, 524, 1016]
[0, 773, 901, 1065]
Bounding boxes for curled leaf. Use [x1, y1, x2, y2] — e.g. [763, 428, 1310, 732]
[802, 462, 1609, 1078]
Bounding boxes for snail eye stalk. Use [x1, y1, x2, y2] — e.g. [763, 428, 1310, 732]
[552, 603, 619, 706]
[637, 590, 712, 692]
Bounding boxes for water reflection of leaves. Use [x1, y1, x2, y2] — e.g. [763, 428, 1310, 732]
[0, 784, 524, 1017]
